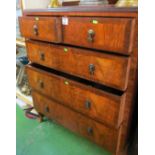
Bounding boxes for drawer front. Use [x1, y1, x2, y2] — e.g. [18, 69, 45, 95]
[26, 41, 130, 90]
[62, 17, 133, 54]
[26, 65, 126, 128]
[19, 17, 62, 42]
[32, 91, 118, 152]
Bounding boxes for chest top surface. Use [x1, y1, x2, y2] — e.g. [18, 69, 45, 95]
[23, 5, 138, 17]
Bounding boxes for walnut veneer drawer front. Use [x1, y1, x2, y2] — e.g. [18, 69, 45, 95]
[63, 17, 134, 54]
[27, 65, 126, 128]
[26, 41, 130, 91]
[19, 17, 62, 42]
[32, 91, 118, 152]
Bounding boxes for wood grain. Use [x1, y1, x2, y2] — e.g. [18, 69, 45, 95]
[115, 18, 138, 155]
[26, 65, 126, 129]
[32, 90, 119, 153]
[63, 17, 133, 54]
[20, 6, 138, 155]
[26, 40, 130, 90]
[19, 16, 62, 43]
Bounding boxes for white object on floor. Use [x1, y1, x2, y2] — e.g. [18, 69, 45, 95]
[30, 109, 39, 115]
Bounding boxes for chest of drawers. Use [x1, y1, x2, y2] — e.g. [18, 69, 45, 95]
[19, 6, 138, 155]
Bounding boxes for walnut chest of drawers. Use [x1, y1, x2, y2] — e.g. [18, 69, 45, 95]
[19, 6, 138, 155]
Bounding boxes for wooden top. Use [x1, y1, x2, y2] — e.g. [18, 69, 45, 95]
[23, 5, 138, 17]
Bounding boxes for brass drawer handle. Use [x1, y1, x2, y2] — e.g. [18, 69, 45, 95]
[39, 52, 45, 61]
[33, 24, 38, 35]
[85, 100, 91, 109]
[87, 29, 95, 42]
[39, 80, 44, 89]
[87, 127, 93, 135]
[89, 64, 95, 75]
[45, 106, 49, 113]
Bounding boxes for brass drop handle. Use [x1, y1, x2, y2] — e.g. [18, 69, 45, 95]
[87, 29, 95, 42]
[39, 52, 45, 61]
[89, 64, 95, 75]
[87, 127, 93, 135]
[45, 106, 49, 113]
[39, 80, 44, 89]
[85, 100, 91, 109]
[33, 24, 38, 35]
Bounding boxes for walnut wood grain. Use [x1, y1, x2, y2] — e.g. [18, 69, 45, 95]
[62, 17, 134, 54]
[20, 6, 138, 155]
[26, 65, 126, 129]
[19, 16, 62, 43]
[26, 40, 130, 90]
[115, 18, 138, 155]
[32, 90, 119, 153]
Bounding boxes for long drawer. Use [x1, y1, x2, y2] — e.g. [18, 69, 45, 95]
[19, 17, 62, 43]
[26, 65, 126, 129]
[32, 91, 119, 152]
[26, 40, 130, 91]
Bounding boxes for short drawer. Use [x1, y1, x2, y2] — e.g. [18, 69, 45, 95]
[26, 40, 130, 91]
[19, 17, 62, 42]
[32, 91, 119, 153]
[62, 17, 134, 54]
[26, 65, 126, 129]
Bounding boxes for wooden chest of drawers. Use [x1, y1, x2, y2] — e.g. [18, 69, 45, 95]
[19, 6, 138, 155]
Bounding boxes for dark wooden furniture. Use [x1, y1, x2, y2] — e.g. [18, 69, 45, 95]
[19, 6, 138, 155]
[62, 1, 80, 6]
[108, 0, 118, 4]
